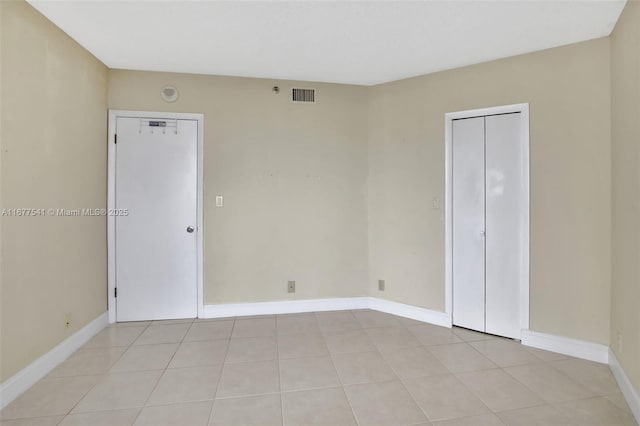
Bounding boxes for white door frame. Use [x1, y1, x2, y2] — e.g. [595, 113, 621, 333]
[444, 103, 530, 337]
[107, 110, 205, 323]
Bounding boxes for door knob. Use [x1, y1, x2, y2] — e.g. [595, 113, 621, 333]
[186, 226, 195, 233]
[480, 230, 486, 236]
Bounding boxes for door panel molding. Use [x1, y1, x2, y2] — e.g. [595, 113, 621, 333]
[445, 103, 530, 339]
[107, 110, 204, 323]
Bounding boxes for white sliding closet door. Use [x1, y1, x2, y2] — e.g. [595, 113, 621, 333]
[451, 112, 525, 340]
[452, 117, 486, 332]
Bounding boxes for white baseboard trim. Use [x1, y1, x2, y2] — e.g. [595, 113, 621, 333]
[521, 329, 609, 364]
[201, 296, 451, 328]
[368, 297, 452, 328]
[0, 312, 108, 410]
[201, 297, 370, 319]
[609, 348, 640, 423]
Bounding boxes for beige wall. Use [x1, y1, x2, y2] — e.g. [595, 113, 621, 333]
[0, 1, 108, 381]
[108, 71, 369, 304]
[610, 0, 640, 393]
[368, 38, 612, 345]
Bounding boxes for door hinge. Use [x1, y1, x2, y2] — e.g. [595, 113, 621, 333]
[114, 134, 117, 144]
[114, 287, 117, 298]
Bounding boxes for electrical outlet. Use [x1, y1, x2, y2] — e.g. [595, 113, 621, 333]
[64, 313, 72, 329]
[287, 280, 295, 293]
[378, 279, 385, 291]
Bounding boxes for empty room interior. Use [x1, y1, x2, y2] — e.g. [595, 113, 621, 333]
[1, 0, 639, 425]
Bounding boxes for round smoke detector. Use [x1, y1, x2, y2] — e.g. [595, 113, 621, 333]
[161, 85, 179, 103]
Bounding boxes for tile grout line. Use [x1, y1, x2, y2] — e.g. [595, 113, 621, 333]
[395, 321, 502, 421]
[129, 318, 193, 425]
[56, 320, 154, 422]
[451, 368, 550, 415]
[542, 357, 608, 391]
[366, 325, 433, 426]
[499, 360, 596, 405]
[446, 352, 612, 415]
[213, 390, 281, 400]
[446, 371, 496, 417]
[323, 310, 365, 426]
[273, 316, 286, 426]
[205, 317, 236, 425]
[348, 312, 450, 425]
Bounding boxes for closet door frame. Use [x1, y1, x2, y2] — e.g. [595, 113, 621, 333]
[444, 103, 530, 339]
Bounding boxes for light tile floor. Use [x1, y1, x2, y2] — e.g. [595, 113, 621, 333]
[1, 310, 636, 426]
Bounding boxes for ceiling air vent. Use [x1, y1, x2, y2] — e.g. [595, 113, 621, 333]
[291, 88, 315, 103]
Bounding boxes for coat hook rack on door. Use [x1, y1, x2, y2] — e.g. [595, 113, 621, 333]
[138, 118, 178, 134]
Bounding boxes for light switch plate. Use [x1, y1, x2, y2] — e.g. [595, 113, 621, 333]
[216, 196, 224, 207]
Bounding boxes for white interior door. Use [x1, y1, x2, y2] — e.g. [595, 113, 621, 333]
[115, 117, 198, 321]
[485, 113, 524, 339]
[452, 117, 486, 332]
